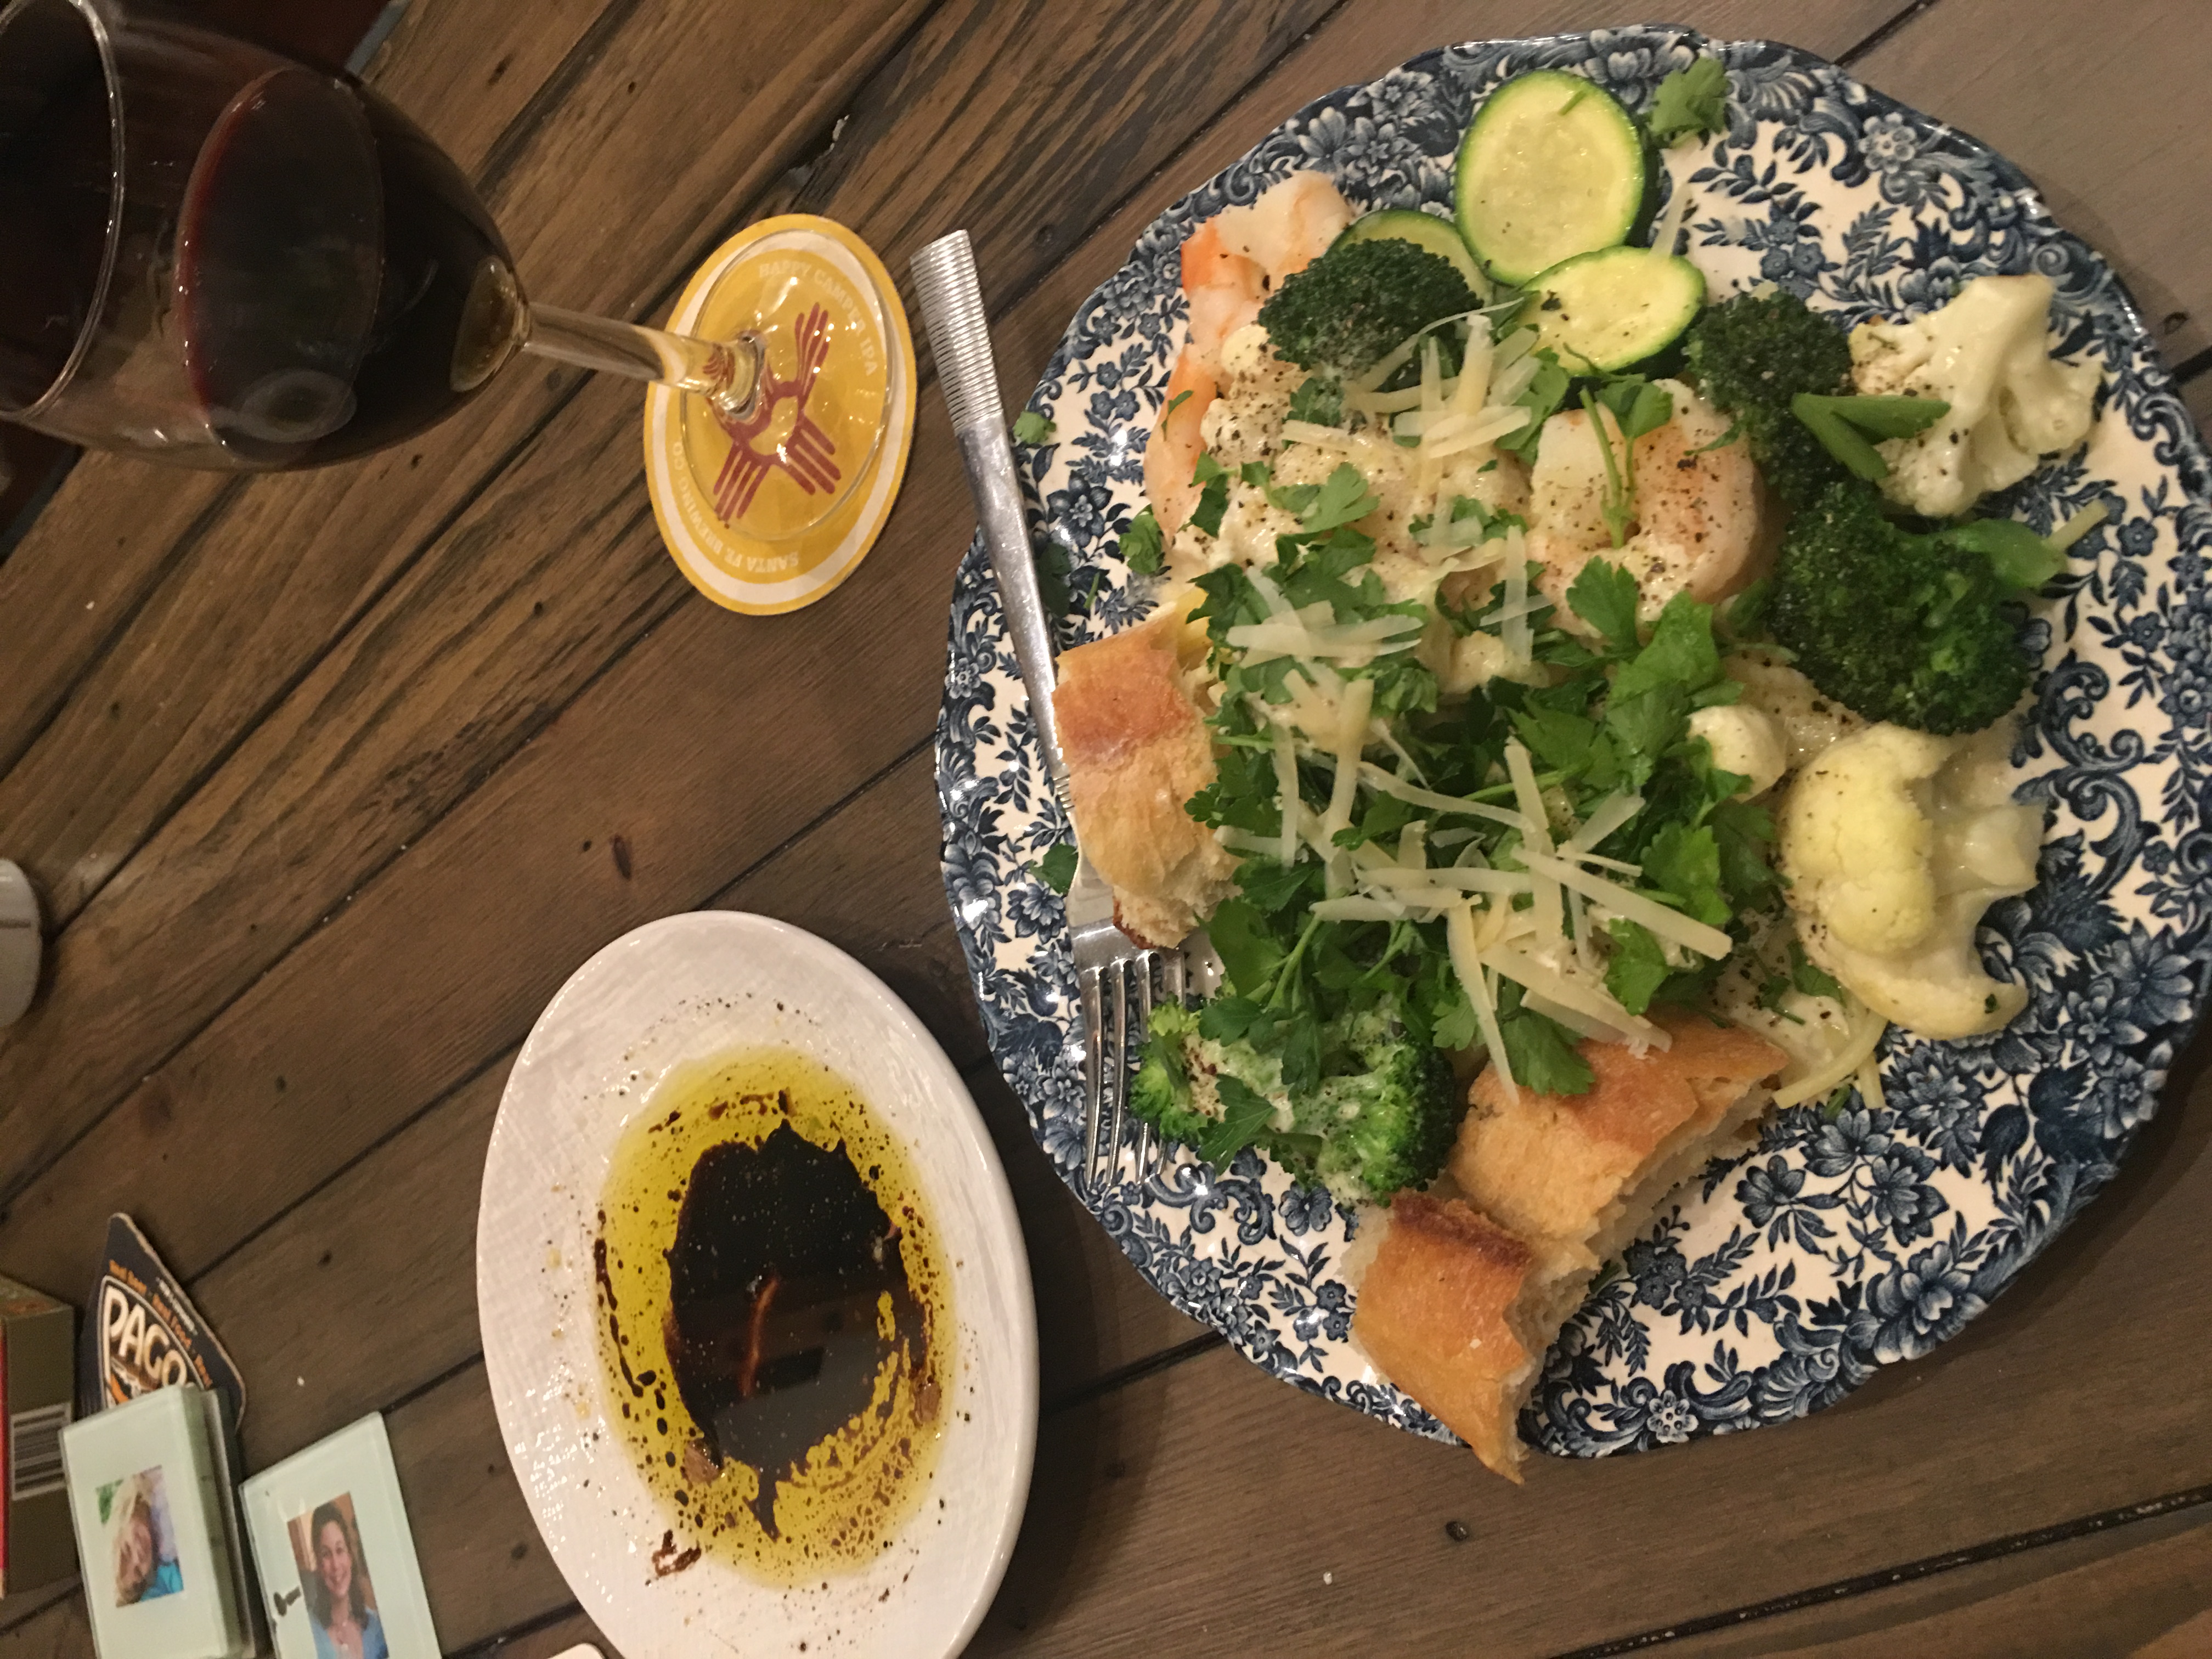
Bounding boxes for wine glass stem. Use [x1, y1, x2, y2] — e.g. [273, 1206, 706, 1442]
[521, 303, 761, 419]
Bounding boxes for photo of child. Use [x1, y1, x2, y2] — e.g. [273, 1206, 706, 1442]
[98, 1466, 184, 1606]
[286, 1493, 391, 1659]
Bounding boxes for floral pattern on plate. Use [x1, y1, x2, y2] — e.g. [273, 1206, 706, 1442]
[934, 27, 2212, 1455]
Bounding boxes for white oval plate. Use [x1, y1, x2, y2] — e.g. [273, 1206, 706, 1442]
[477, 912, 1037, 1658]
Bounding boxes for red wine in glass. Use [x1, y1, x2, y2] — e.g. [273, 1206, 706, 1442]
[173, 67, 518, 466]
[0, 0, 806, 485]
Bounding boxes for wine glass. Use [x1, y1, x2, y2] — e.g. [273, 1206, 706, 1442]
[0, 0, 893, 541]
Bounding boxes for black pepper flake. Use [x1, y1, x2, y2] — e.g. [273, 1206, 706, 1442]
[612, 834, 634, 878]
[1445, 1519, 1470, 1543]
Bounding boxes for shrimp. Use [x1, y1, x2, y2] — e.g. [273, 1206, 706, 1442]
[1525, 379, 1768, 623]
[1143, 171, 1355, 535]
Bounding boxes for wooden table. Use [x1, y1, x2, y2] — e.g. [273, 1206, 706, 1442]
[2, 2, 2209, 1654]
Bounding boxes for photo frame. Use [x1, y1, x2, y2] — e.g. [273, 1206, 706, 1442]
[59, 1384, 249, 1659]
[238, 1414, 439, 1659]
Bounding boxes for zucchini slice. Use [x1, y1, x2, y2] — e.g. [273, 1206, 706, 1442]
[1455, 70, 1647, 286]
[1524, 246, 1705, 374]
[1335, 208, 1491, 299]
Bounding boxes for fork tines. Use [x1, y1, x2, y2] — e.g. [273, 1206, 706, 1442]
[1080, 947, 1186, 1197]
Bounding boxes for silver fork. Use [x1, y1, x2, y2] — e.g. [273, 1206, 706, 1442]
[912, 230, 1184, 1198]
[1069, 870, 1180, 1194]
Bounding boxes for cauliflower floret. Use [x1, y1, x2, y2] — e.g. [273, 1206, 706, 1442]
[1689, 702, 1786, 798]
[1849, 273, 2099, 518]
[1778, 721, 2043, 1039]
[1725, 648, 1866, 775]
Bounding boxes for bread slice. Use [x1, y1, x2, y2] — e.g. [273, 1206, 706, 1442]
[1051, 595, 1235, 946]
[1351, 1011, 1785, 1479]
[1350, 1193, 1540, 1480]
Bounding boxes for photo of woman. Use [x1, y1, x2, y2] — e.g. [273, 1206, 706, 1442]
[289, 1496, 390, 1659]
[100, 1467, 184, 1606]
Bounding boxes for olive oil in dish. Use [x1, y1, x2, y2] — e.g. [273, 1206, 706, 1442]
[593, 1047, 948, 1580]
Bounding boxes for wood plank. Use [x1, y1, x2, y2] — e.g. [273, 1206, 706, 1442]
[0, 0, 932, 933]
[1660, 1500, 2212, 1657]
[0, 0, 1350, 1259]
[0, 0, 1904, 1297]
[0, 1587, 74, 1643]
[386, 1368, 576, 1653]
[1854, 0, 2212, 365]
[0, 0, 622, 782]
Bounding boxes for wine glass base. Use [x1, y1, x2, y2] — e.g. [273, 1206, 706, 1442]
[643, 217, 916, 615]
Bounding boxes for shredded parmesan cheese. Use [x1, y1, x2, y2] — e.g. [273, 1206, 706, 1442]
[1271, 724, 1300, 867]
[1354, 761, 1529, 830]
[1447, 902, 1515, 1103]
[1772, 1007, 1888, 1109]
[1517, 849, 1735, 960]
[1319, 675, 1373, 895]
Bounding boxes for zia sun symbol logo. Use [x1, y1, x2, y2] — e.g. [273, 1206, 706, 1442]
[711, 303, 842, 523]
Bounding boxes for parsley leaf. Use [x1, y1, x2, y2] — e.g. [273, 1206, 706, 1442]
[1238, 855, 1320, 914]
[1189, 452, 1231, 537]
[1511, 705, 1598, 773]
[1302, 462, 1380, 533]
[1789, 936, 1847, 1002]
[1118, 506, 1165, 574]
[1754, 969, 1793, 1015]
[1030, 841, 1078, 894]
[1499, 349, 1570, 463]
[1199, 1075, 1277, 1166]
[1567, 557, 1641, 654]
[1582, 378, 1674, 546]
[1286, 373, 1342, 427]
[1604, 682, 1691, 785]
[1197, 995, 1267, 1043]
[1611, 590, 1720, 702]
[1499, 1007, 1595, 1095]
[1278, 1017, 1322, 1097]
[1711, 797, 1784, 915]
[1647, 57, 1729, 146]
[1012, 410, 1056, 444]
[1642, 821, 1731, 926]
[1431, 981, 1480, 1051]
[1205, 899, 1284, 997]
[1163, 388, 1194, 420]
[1604, 918, 1670, 1015]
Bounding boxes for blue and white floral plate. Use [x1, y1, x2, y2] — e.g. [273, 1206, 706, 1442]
[935, 27, 2212, 1457]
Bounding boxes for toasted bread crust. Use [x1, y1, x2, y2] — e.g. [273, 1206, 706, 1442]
[1351, 1193, 1536, 1481]
[1451, 1010, 1785, 1250]
[1052, 605, 1235, 946]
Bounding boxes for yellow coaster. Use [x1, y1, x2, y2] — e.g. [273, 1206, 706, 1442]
[644, 216, 917, 614]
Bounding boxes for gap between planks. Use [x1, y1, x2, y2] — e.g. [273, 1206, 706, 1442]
[1558, 1482, 2212, 1657]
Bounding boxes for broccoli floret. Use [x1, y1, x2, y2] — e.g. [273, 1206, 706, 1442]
[1682, 289, 1853, 510]
[1306, 1007, 1460, 1203]
[1128, 1002, 1219, 1147]
[1256, 238, 1477, 376]
[1767, 482, 2029, 734]
[1131, 996, 1460, 1204]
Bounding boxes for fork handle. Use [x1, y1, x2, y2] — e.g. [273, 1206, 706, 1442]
[955, 423, 1073, 808]
[911, 230, 1074, 809]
